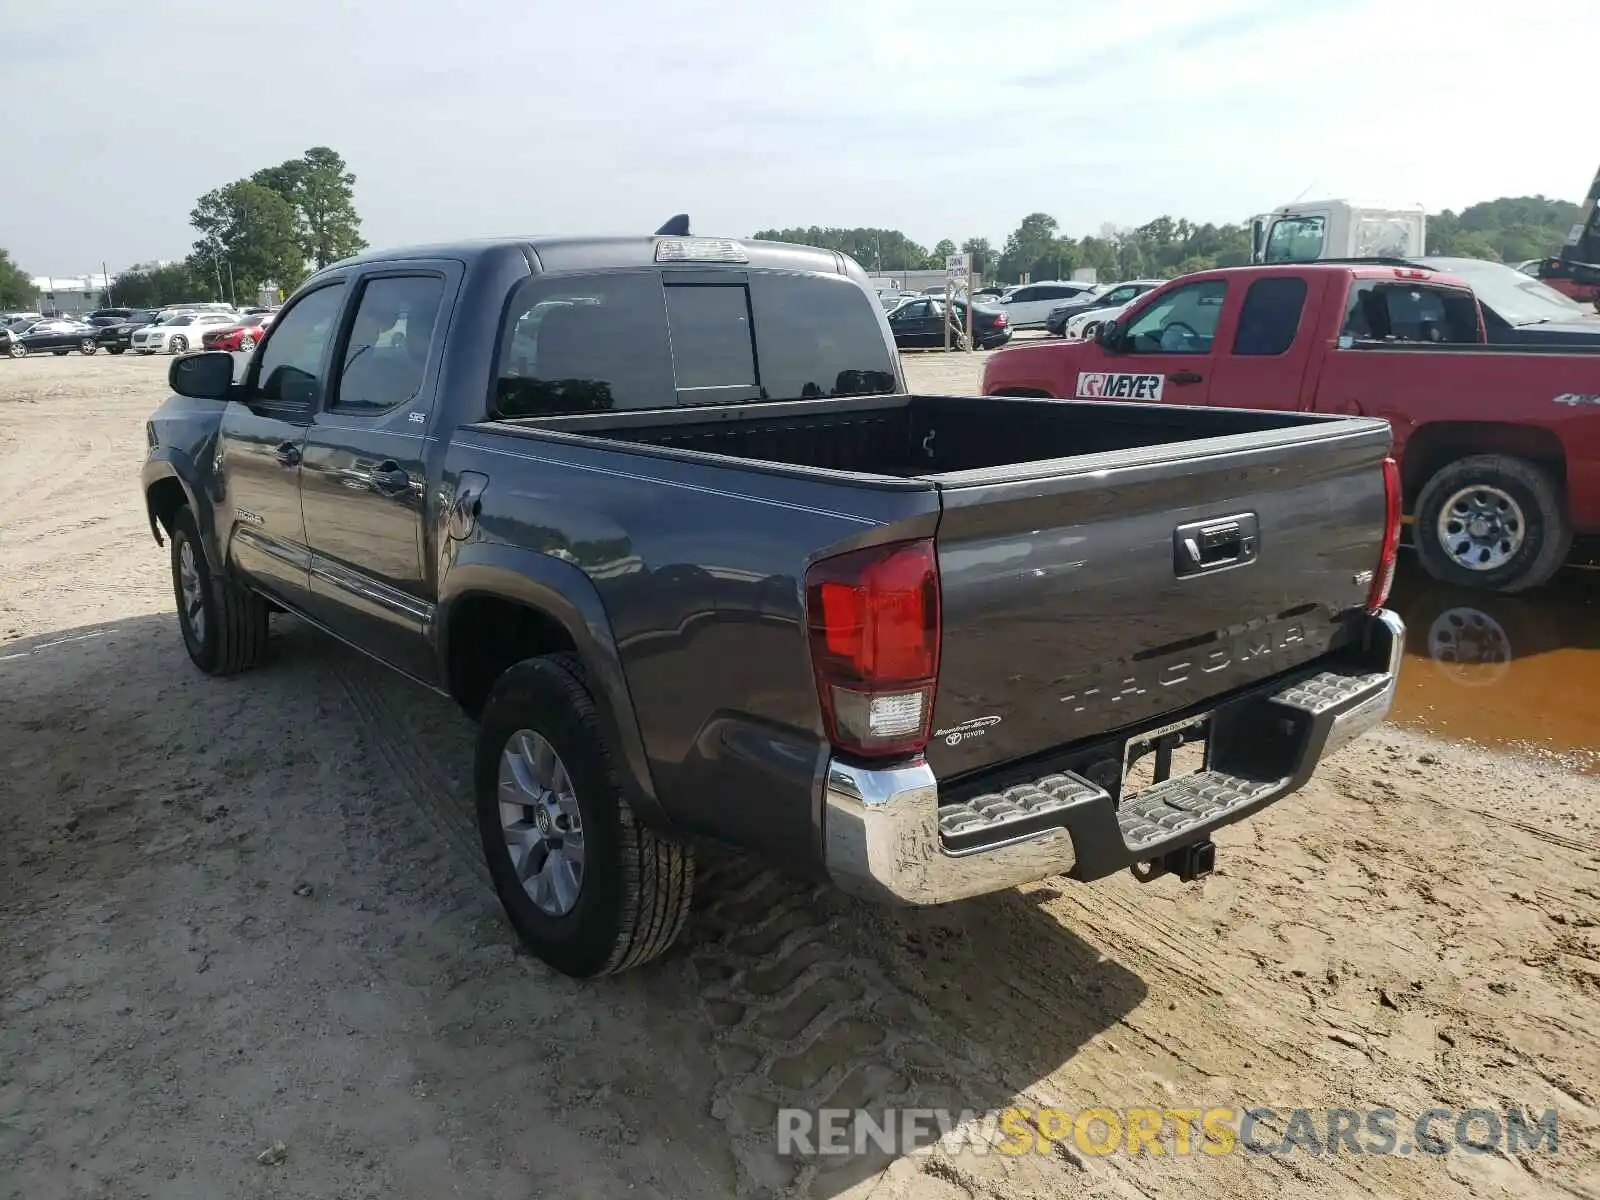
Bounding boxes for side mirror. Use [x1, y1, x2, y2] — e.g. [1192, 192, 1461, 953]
[1095, 320, 1121, 351]
[169, 350, 235, 400]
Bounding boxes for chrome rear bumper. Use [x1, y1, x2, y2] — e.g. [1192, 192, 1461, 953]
[822, 609, 1404, 905]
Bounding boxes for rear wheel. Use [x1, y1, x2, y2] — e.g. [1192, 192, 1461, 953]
[1413, 455, 1571, 593]
[475, 653, 694, 978]
[239, 334, 256, 352]
[169, 506, 270, 674]
[79, 338, 97, 355]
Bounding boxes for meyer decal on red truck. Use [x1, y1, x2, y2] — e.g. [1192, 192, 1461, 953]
[983, 262, 1600, 593]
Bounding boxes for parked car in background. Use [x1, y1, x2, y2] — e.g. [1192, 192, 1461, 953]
[0, 324, 20, 358]
[201, 311, 275, 352]
[996, 280, 1099, 329]
[1045, 280, 1164, 336]
[89, 308, 135, 321]
[886, 296, 1011, 349]
[132, 312, 239, 354]
[95, 309, 166, 355]
[4, 312, 45, 328]
[983, 260, 1600, 592]
[8, 318, 101, 357]
[1415, 256, 1600, 344]
[1061, 297, 1142, 342]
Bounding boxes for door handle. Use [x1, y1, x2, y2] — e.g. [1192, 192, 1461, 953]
[370, 461, 412, 497]
[1167, 371, 1204, 384]
[274, 441, 301, 467]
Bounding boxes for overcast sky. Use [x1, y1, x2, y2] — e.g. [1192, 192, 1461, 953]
[2, 0, 1594, 273]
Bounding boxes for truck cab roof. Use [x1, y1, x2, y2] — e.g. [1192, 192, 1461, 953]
[325, 235, 851, 279]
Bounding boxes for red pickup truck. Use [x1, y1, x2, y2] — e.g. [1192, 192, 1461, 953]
[982, 262, 1600, 593]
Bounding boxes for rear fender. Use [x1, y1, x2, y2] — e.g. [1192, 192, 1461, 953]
[437, 544, 667, 831]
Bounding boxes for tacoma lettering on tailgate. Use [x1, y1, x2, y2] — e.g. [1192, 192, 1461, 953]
[1056, 618, 1309, 715]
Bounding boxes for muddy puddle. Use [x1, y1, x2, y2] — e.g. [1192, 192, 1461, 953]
[1386, 555, 1600, 772]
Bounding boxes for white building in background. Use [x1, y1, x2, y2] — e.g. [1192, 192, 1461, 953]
[28, 273, 113, 317]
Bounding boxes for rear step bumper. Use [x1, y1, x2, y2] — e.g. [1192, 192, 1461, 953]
[823, 609, 1404, 905]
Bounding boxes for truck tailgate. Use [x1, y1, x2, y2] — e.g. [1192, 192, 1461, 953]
[924, 417, 1393, 780]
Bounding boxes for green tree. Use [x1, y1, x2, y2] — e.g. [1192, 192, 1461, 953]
[188, 180, 307, 301]
[998, 213, 1060, 282]
[751, 226, 930, 272]
[253, 146, 367, 268]
[113, 263, 208, 307]
[929, 239, 958, 269]
[0, 248, 35, 309]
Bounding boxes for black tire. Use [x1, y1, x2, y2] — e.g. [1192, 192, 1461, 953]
[79, 338, 97, 355]
[169, 506, 269, 674]
[107, 346, 125, 355]
[1413, 455, 1571, 593]
[475, 653, 694, 978]
[6, 343, 24, 358]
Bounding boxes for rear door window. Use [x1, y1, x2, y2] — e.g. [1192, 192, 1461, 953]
[1232, 277, 1308, 356]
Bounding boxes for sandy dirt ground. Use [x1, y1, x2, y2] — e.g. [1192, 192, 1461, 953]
[2, 350, 1597, 1200]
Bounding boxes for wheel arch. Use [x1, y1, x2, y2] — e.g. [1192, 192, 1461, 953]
[1400, 421, 1568, 512]
[438, 545, 668, 832]
[142, 456, 227, 573]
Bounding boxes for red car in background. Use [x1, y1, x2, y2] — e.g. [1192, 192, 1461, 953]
[202, 311, 275, 352]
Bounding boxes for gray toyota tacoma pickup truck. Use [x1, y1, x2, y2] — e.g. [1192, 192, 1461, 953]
[141, 221, 1405, 978]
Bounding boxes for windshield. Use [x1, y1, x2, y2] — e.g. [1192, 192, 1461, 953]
[166, 315, 195, 326]
[1420, 257, 1591, 325]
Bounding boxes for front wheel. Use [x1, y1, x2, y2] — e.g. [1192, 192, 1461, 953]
[1413, 455, 1571, 593]
[475, 653, 694, 978]
[6, 342, 24, 358]
[169, 335, 188, 354]
[169, 506, 269, 674]
[79, 338, 97, 355]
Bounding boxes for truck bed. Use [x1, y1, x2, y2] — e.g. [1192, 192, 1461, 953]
[489, 393, 1393, 783]
[499, 393, 1336, 481]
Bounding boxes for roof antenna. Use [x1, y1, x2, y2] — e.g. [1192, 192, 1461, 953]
[655, 214, 691, 236]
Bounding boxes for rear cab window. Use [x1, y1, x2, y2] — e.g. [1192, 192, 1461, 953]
[1340, 280, 1480, 345]
[493, 269, 898, 418]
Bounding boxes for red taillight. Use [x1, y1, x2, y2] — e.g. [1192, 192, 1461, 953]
[1368, 456, 1401, 611]
[805, 539, 941, 759]
[994, 312, 1008, 326]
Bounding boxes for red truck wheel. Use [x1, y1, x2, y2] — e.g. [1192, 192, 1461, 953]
[475, 652, 695, 978]
[1413, 456, 1571, 593]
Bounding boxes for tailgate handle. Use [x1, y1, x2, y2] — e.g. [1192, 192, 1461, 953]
[1174, 513, 1258, 577]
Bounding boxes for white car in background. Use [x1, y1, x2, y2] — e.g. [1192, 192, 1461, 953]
[994, 280, 1100, 329]
[131, 312, 239, 355]
[1063, 296, 1143, 342]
